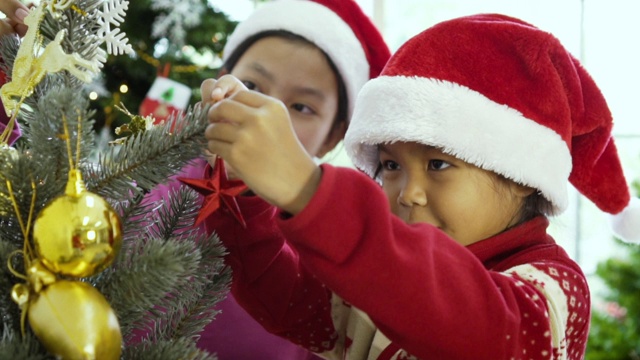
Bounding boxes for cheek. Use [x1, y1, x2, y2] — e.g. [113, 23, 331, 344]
[382, 184, 401, 215]
[291, 119, 333, 156]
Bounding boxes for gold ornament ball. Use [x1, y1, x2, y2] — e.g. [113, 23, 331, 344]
[28, 280, 122, 360]
[33, 172, 122, 278]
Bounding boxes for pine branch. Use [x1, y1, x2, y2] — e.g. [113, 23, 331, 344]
[0, 328, 49, 360]
[0, 1, 231, 357]
[173, 234, 230, 339]
[0, 151, 60, 249]
[123, 337, 216, 360]
[150, 186, 201, 240]
[87, 104, 209, 201]
[0, 241, 22, 334]
[148, 233, 229, 342]
[114, 191, 159, 240]
[95, 237, 202, 334]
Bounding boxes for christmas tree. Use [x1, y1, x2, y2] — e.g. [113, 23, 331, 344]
[0, 0, 229, 358]
[90, 0, 237, 137]
[586, 181, 640, 359]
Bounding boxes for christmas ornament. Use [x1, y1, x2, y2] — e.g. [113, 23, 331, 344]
[32, 169, 123, 278]
[6, 181, 121, 360]
[12, 262, 122, 360]
[139, 76, 192, 125]
[151, 0, 204, 47]
[178, 156, 247, 226]
[0, 2, 98, 116]
[28, 280, 122, 360]
[113, 103, 155, 138]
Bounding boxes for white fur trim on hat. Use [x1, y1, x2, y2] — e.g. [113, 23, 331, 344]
[223, 0, 369, 118]
[610, 197, 640, 243]
[345, 75, 573, 214]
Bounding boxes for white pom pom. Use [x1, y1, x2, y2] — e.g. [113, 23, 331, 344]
[610, 197, 640, 243]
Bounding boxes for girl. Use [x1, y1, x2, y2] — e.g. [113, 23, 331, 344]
[148, 0, 390, 358]
[203, 13, 639, 360]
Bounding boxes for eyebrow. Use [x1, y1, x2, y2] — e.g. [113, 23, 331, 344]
[292, 86, 327, 102]
[248, 62, 327, 102]
[248, 63, 274, 81]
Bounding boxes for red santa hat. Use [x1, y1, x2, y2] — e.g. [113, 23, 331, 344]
[222, 0, 390, 118]
[345, 14, 640, 242]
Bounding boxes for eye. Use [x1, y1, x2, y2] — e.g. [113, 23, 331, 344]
[380, 160, 401, 171]
[291, 103, 315, 115]
[241, 80, 259, 91]
[428, 159, 451, 171]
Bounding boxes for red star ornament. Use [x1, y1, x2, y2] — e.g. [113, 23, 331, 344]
[178, 157, 248, 227]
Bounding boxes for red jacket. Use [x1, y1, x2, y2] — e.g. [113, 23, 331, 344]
[205, 164, 590, 360]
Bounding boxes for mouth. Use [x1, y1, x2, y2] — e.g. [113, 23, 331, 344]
[407, 215, 438, 227]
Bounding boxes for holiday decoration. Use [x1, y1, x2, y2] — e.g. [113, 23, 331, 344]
[28, 280, 122, 359]
[113, 103, 154, 138]
[92, 0, 134, 62]
[139, 76, 192, 125]
[151, 0, 205, 48]
[178, 157, 248, 227]
[0, 0, 231, 358]
[0, 1, 98, 116]
[11, 261, 122, 360]
[89, 0, 237, 136]
[32, 168, 123, 278]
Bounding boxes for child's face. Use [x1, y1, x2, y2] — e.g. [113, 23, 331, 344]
[230, 36, 345, 158]
[378, 142, 532, 246]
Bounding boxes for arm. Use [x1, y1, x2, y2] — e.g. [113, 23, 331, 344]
[203, 80, 588, 359]
[204, 195, 337, 352]
[277, 165, 589, 360]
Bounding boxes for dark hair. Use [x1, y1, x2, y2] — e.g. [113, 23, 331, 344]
[491, 173, 554, 225]
[222, 30, 349, 134]
[518, 191, 554, 223]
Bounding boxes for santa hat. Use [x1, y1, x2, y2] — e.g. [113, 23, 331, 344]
[222, 0, 390, 118]
[345, 14, 640, 243]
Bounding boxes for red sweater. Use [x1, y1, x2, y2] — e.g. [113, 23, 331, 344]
[205, 165, 590, 360]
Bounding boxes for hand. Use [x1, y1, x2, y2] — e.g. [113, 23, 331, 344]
[200, 74, 249, 105]
[200, 75, 249, 175]
[0, 0, 30, 37]
[205, 89, 321, 215]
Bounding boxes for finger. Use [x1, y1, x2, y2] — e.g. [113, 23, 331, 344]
[208, 98, 259, 125]
[0, 0, 29, 24]
[204, 122, 241, 144]
[210, 74, 248, 102]
[0, 19, 13, 37]
[13, 22, 27, 36]
[206, 123, 238, 161]
[206, 139, 232, 162]
[203, 148, 216, 159]
[200, 78, 217, 104]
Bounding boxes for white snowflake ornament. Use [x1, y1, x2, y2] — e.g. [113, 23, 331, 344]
[90, 0, 134, 68]
[151, 0, 204, 47]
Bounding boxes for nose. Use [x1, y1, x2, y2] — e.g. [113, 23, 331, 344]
[397, 177, 427, 207]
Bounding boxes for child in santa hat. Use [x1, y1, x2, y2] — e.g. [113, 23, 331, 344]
[203, 13, 639, 360]
[143, 0, 390, 359]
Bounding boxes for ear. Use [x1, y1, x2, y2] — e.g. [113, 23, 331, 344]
[511, 183, 536, 198]
[316, 120, 347, 159]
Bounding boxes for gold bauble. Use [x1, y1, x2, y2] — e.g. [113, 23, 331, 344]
[28, 280, 122, 360]
[33, 170, 122, 277]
